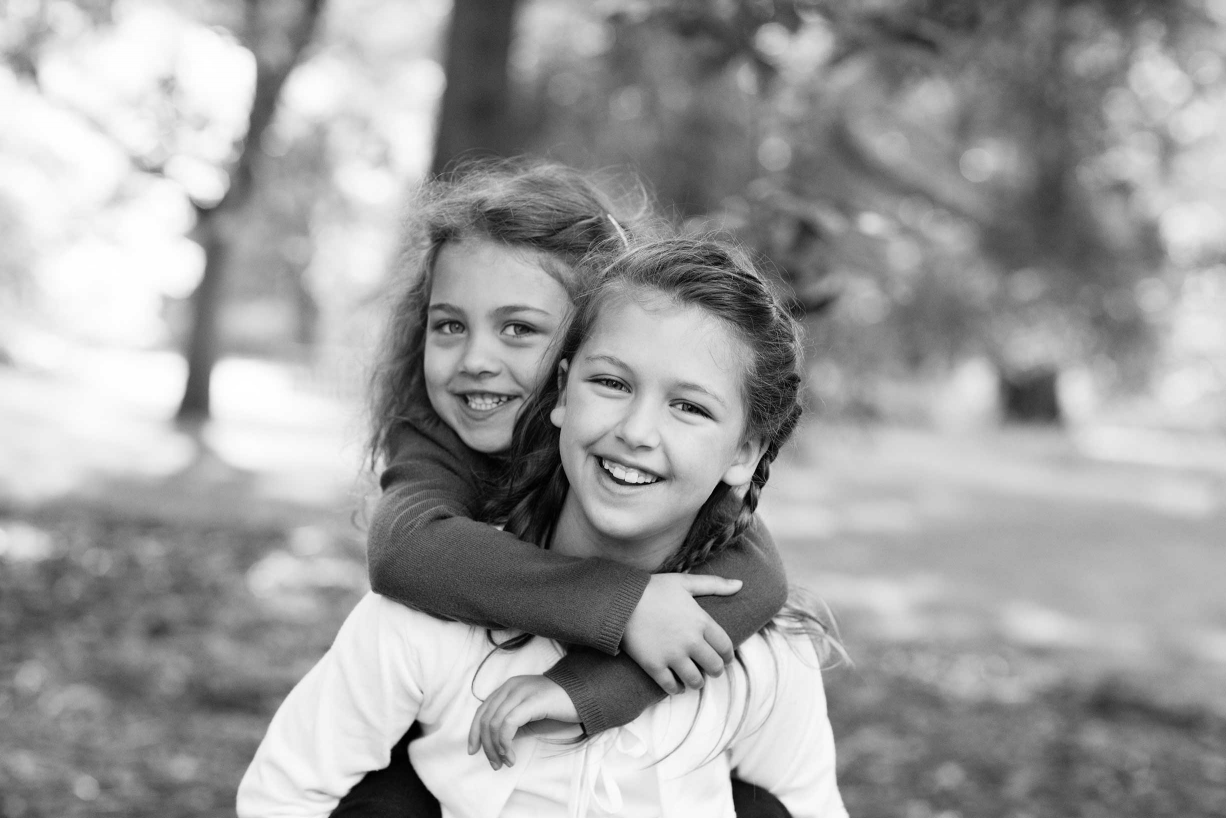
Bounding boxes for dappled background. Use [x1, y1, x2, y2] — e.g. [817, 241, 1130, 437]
[2, 1, 1225, 816]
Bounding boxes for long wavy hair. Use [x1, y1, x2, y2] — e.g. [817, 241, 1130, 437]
[366, 158, 648, 469]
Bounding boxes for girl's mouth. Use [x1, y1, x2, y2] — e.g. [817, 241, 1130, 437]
[461, 393, 514, 412]
[599, 458, 660, 485]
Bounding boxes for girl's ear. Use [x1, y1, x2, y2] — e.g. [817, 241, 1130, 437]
[549, 360, 570, 430]
[720, 436, 766, 489]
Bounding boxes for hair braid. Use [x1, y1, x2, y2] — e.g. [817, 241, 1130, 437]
[488, 238, 809, 577]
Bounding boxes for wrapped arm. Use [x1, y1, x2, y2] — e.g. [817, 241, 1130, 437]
[237, 594, 426, 818]
[728, 634, 847, 818]
[544, 517, 788, 734]
[367, 415, 651, 655]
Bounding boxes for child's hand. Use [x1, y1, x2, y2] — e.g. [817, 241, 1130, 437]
[621, 573, 740, 695]
[468, 675, 578, 770]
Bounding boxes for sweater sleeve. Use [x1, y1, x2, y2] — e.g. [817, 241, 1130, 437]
[366, 414, 651, 655]
[543, 516, 788, 735]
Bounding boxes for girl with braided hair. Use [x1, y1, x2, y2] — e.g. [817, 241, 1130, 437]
[238, 236, 845, 818]
[307, 158, 793, 817]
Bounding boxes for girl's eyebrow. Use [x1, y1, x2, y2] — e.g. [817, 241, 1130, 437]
[428, 303, 555, 317]
[583, 353, 729, 410]
[491, 305, 555, 318]
[675, 380, 728, 410]
[583, 352, 628, 369]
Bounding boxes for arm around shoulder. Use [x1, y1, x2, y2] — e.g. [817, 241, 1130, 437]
[688, 515, 789, 646]
[366, 417, 652, 653]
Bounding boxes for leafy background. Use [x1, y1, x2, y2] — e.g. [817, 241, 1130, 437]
[2, 1, 1225, 816]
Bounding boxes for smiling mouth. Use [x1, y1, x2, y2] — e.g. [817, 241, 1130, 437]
[600, 458, 661, 486]
[459, 393, 515, 412]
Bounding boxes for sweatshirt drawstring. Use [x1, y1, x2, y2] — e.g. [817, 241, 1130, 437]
[568, 724, 649, 817]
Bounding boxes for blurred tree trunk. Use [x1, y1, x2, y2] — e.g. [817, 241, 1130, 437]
[999, 367, 1062, 424]
[292, 270, 319, 349]
[430, 0, 521, 177]
[177, 0, 326, 422]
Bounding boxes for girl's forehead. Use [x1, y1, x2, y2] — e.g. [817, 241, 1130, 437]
[581, 290, 750, 390]
[435, 236, 577, 295]
[589, 288, 729, 342]
[430, 238, 574, 309]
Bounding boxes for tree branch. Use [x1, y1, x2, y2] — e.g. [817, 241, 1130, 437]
[226, 0, 327, 209]
[830, 114, 995, 226]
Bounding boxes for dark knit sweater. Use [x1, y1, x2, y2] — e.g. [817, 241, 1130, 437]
[366, 408, 789, 736]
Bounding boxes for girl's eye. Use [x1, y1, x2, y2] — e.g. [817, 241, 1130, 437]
[503, 322, 538, 338]
[675, 401, 712, 418]
[591, 377, 628, 392]
[433, 320, 465, 335]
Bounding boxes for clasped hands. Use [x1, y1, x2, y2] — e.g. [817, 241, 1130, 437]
[467, 572, 740, 769]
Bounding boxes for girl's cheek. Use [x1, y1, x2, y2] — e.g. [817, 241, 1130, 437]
[527, 352, 559, 387]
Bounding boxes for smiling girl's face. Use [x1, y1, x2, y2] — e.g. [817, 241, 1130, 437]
[549, 288, 764, 569]
[424, 237, 573, 454]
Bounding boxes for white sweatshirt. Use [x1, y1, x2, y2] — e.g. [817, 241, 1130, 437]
[237, 592, 846, 818]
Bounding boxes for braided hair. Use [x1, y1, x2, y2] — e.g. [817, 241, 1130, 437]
[490, 236, 805, 575]
[486, 236, 844, 729]
[366, 158, 647, 470]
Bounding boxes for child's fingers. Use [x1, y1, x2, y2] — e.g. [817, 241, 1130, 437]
[646, 663, 683, 695]
[670, 658, 705, 691]
[690, 641, 726, 678]
[497, 704, 530, 763]
[676, 574, 743, 597]
[483, 696, 514, 764]
[704, 621, 735, 665]
[483, 694, 522, 766]
[468, 699, 487, 755]
[481, 706, 503, 768]
[474, 687, 513, 768]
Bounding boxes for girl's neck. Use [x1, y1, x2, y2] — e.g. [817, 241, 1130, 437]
[549, 491, 692, 572]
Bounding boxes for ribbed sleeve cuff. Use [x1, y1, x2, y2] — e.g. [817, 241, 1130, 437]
[595, 571, 652, 656]
[545, 664, 608, 736]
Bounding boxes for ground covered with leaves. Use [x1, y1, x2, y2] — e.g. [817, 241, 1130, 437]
[2, 498, 1223, 818]
[3, 359, 1224, 816]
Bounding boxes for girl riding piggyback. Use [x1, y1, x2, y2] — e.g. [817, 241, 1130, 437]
[335, 161, 791, 815]
[239, 236, 845, 818]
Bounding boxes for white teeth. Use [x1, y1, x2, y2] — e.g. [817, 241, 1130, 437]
[464, 394, 511, 411]
[600, 458, 659, 485]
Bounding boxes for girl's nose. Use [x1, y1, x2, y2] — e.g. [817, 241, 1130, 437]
[616, 399, 661, 449]
[458, 334, 501, 377]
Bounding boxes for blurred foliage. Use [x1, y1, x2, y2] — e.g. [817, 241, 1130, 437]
[515, 0, 1226, 419]
[2, 0, 1225, 422]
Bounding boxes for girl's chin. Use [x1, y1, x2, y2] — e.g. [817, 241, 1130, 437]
[456, 427, 513, 454]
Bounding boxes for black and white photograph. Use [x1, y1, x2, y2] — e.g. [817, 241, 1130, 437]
[1, 1, 1224, 816]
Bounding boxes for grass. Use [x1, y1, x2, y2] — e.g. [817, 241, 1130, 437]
[2, 361, 1225, 817]
[2, 497, 1224, 818]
